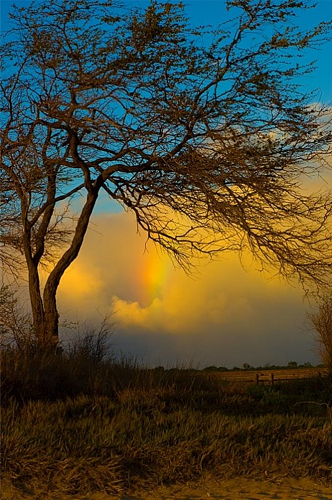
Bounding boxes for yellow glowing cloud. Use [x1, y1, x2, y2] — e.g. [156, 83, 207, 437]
[59, 258, 104, 310]
[56, 209, 313, 367]
[113, 296, 163, 327]
[110, 243, 297, 336]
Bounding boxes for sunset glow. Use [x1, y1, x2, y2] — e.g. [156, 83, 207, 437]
[57, 211, 312, 368]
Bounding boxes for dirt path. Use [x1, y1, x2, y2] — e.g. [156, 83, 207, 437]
[2, 477, 332, 500]
[122, 477, 332, 500]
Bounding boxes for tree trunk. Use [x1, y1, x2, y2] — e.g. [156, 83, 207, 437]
[42, 188, 100, 350]
[23, 219, 49, 349]
[28, 262, 47, 347]
[27, 262, 59, 351]
[43, 279, 60, 351]
[27, 274, 59, 352]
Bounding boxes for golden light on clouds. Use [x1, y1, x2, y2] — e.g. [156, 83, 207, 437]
[58, 210, 315, 367]
[61, 264, 103, 298]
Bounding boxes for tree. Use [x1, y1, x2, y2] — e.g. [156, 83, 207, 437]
[308, 293, 332, 374]
[287, 361, 298, 369]
[1, 0, 332, 351]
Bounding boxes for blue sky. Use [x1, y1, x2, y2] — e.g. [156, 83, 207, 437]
[185, 1, 332, 104]
[1, 0, 331, 103]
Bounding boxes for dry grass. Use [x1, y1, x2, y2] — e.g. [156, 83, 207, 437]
[1, 344, 332, 498]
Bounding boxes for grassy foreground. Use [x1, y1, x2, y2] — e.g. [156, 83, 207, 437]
[1, 347, 332, 497]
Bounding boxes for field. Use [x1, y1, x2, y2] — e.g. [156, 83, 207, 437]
[208, 367, 328, 384]
[1, 348, 332, 499]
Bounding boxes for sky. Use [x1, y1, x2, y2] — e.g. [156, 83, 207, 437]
[1, 0, 332, 368]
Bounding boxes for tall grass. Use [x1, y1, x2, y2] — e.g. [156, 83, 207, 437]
[1, 338, 332, 498]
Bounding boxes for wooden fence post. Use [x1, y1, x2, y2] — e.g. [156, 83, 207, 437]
[255, 373, 259, 385]
[270, 373, 274, 385]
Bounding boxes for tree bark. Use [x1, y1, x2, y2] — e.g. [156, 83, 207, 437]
[28, 261, 48, 347]
[21, 202, 48, 348]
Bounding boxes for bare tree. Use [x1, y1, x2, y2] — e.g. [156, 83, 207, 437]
[1, 0, 332, 350]
[308, 293, 332, 374]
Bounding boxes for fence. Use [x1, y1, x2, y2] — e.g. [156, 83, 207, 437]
[254, 371, 325, 385]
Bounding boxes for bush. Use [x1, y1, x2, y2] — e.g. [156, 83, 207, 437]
[0, 314, 118, 401]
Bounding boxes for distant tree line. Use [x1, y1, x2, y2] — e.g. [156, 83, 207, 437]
[151, 361, 320, 373]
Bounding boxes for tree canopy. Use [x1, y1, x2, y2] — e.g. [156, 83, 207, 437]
[1, 0, 332, 348]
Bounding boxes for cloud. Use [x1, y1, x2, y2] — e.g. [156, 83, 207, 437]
[58, 210, 316, 368]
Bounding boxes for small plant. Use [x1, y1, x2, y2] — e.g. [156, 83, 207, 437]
[308, 293, 332, 375]
[63, 313, 115, 363]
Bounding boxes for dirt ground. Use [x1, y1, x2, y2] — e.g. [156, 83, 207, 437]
[2, 477, 332, 500]
[124, 477, 332, 500]
[135, 477, 332, 500]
